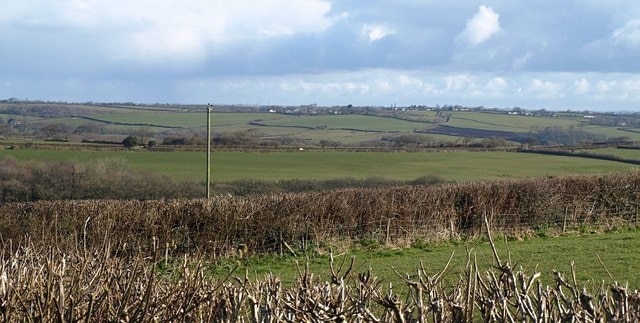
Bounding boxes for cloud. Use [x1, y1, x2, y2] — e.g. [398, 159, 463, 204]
[445, 74, 477, 92]
[362, 24, 395, 41]
[573, 78, 591, 95]
[620, 79, 640, 99]
[0, 0, 333, 64]
[485, 77, 508, 96]
[527, 79, 564, 99]
[612, 19, 640, 49]
[461, 5, 500, 45]
[595, 80, 617, 94]
[5, 1, 640, 110]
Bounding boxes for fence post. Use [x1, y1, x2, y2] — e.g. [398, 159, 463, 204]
[386, 218, 391, 245]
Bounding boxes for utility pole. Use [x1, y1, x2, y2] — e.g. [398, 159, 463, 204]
[206, 104, 212, 199]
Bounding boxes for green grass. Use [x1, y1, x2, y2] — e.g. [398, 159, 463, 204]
[256, 114, 429, 132]
[0, 149, 636, 183]
[212, 230, 640, 288]
[581, 125, 640, 141]
[446, 111, 581, 133]
[92, 111, 286, 128]
[576, 147, 640, 159]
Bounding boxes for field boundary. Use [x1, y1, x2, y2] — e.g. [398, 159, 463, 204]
[1, 171, 638, 257]
[519, 148, 640, 165]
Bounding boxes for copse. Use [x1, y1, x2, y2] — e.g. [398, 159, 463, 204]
[122, 135, 143, 149]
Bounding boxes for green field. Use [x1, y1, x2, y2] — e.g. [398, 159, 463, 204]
[216, 229, 640, 288]
[92, 111, 285, 128]
[446, 112, 581, 132]
[255, 114, 430, 132]
[577, 147, 640, 159]
[1, 149, 636, 183]
[581, 125, 640, 141]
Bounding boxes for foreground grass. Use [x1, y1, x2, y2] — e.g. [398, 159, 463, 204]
[217, 229, 640, 288]
[0, 149, 636, 183]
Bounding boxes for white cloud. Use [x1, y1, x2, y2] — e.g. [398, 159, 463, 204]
[279, 79, 370, 96]
[595, 80, 617, 93]
[527, 79, 564, 99]
[620, 79, 640, 99]
[461, 5, 500, 45]
[397, 75, 423, 88]
[362, 24, 395, 41]
[445, 74, 477, 92]
[1, 0, 333, 62]
[612, 19, 640, 49]
[484, 77, 508, 96]
[573, 78, 591, 95]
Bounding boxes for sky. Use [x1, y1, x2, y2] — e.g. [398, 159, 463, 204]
[2, 1, 640, 111]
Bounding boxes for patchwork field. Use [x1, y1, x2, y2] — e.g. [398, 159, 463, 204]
[8, 102, 636, 144]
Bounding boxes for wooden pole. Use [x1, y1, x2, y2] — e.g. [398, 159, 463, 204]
[206, 104, 211, 199]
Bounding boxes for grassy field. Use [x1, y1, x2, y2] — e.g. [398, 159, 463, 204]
[0, 149, 636, 183]
[254, 114, 431, 132]
[215, 229, 640, 288]
[577, 147, 640, 159]
[446, 112, 581, 132]
[91, 111, 286, 128]
[582, 124, 640, 141]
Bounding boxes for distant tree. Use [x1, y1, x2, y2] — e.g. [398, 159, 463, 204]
[319, 140, 342, 148]
[533, 127, 605, 146]
[122, 135, 143, 149]
[38, 123, 71, 140]
[461, 137, 474, 146]
[162, 137, 188, 145]
[392, 134, 425, 147]
[479, 137, 508, 148]
[74, 123, 105, 136]
[134, 128, 155, 145]
[215, 130, 257, 146]
[607, 136, 632, 143]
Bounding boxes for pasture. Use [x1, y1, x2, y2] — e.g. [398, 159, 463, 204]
[446, 111, 580, 132]
[0, 149, 636, 183]
[222, 229, 640, 288]
[577, 147, 640, 159]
